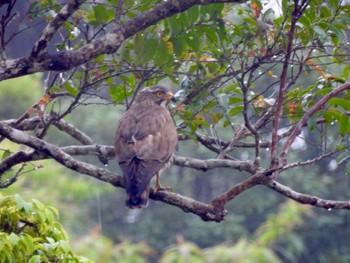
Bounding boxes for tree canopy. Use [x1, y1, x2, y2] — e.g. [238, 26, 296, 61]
[1, 0, 350, 223]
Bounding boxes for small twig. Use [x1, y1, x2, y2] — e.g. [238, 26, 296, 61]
[31, 0, 87, 57]
[114, 0, 124, 24]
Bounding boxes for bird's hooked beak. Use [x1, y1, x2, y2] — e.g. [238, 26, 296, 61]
[165, 91, 175, 102]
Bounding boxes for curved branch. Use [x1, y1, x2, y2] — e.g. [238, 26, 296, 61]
[150, 190, 227, 222]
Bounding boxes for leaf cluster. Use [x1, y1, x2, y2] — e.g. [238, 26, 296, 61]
[0, 193, 92, 263]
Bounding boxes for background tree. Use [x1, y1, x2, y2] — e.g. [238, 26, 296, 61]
[1, 0, 350, 261]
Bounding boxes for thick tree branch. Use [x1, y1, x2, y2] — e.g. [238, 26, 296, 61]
[150, 190, 227, 222]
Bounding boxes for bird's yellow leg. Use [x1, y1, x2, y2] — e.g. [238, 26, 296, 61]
[153, 172, 172, 193]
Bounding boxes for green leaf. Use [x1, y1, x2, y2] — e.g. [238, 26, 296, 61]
[135, 36, 158, 65]
[218, 93, 229, 110]
[322, 110, 334, 125]
[168, 16, 181, 35]
[228, 106, 244, 117]
[298, 16, 312, 29]
[313, 25, 327, 38]
[109, 84, 127, 103]
[29, 255, 41, 263]
[328, 98, 350, 111]
[184, 110, 193, 119]
[170, 36, 184, 57]
[92, 5, 114, 24]
[15, 194, 32, 213]
[154, 40, 171, 66]
[187, 6, 200, 25]
[186, 31, 201, 51]
[281, 0, 289, 16]
[64, 82, 78, 97]
[307, 114, 317, 132]
[59, 240, 71, 253]
[339, 113, 349, 136]
[229, 97, 243, 104]
[8, 233, 19, 246]
[1, 150, 11, 160]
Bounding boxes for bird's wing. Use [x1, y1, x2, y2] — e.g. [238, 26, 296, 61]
[114, 110, 137, 162]
[133, 105, 178, 162]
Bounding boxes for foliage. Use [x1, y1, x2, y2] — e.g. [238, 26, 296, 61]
[159, 200, 309, 263]
[0, 74, 43, 119]
[73, 229, 154, 263]
[0, 193, 92, 262]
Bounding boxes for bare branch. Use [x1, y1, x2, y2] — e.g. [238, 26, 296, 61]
[270, 2, 299, 168]
[211, 172, 265, 208]
[266, 180, 350, 210]
[54, 119, 94, 145]
[174, 156, 256, 173]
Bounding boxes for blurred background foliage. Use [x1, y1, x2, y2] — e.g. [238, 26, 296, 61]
[1, 0, 350, 262]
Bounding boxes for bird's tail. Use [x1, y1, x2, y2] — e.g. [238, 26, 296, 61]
[125, 184, 150, 209]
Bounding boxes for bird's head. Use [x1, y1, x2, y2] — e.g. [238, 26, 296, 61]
[135, 85, 174, 107]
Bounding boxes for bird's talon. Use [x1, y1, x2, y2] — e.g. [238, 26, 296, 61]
[153, 185, 172, 193]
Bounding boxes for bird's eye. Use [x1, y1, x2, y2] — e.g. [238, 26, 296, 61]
[156, 92, 163, 97]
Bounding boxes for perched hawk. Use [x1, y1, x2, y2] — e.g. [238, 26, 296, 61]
[114, 85, 178, 209]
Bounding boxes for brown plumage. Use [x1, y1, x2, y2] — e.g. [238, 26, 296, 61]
[114, 85, 178, 209]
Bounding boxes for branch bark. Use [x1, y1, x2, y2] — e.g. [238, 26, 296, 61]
[266, 180, 350, 210]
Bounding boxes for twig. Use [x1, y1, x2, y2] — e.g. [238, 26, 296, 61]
[31, 0, 87, 57]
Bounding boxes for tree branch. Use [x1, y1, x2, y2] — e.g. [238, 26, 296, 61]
[266, 180, 350, 210]
[0, 123, 121, 185]
[54, 119, 94, 145]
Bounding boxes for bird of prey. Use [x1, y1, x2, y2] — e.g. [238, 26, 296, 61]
[114, 85, 178, 209]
